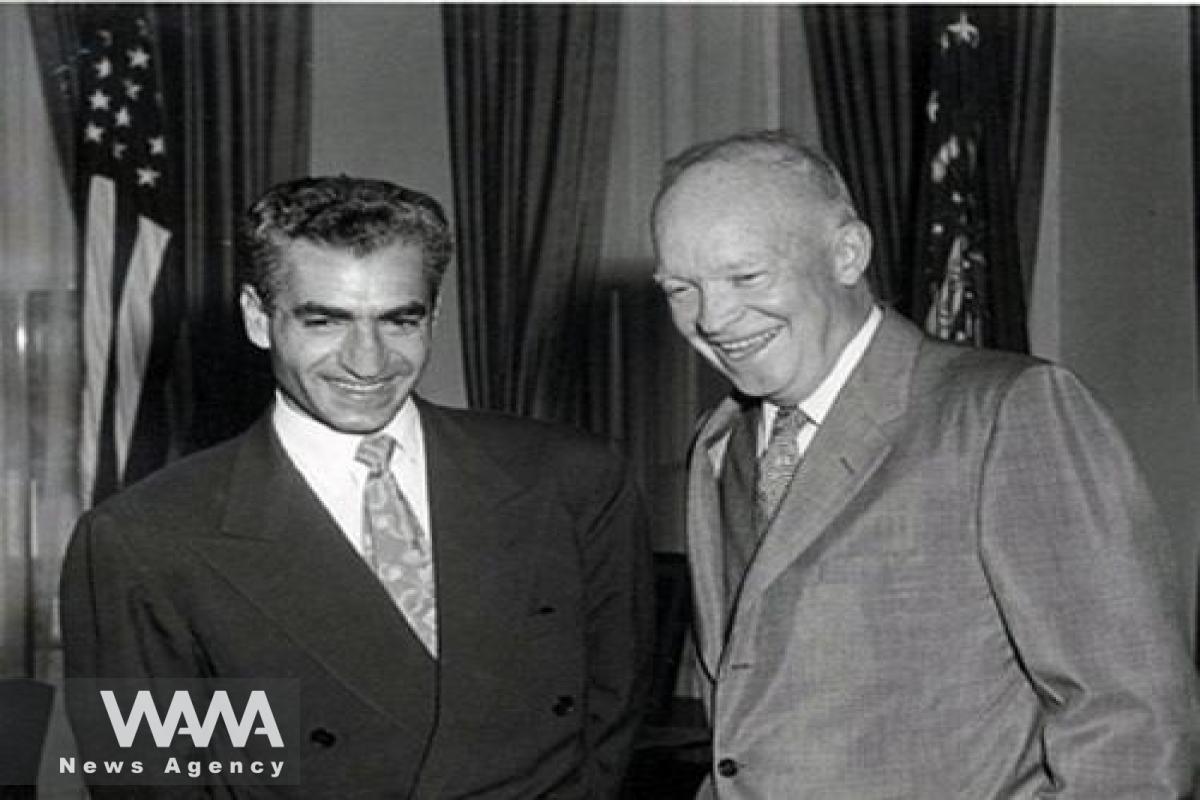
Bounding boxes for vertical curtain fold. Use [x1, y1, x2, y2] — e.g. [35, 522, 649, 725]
[443, 5, 621, 430]
[30, 3, 312, 454]
[23, 3, 310, 677]
[911, 8, 1029, 351]
[804, 6, 931, 312]
[1002, 9, 1055, 298]
[29, 3, 190, 502]
[155, 4, 312, 450]
[1191, 7, 1200, 662]
[2, 7, 79, 679]
[804, 5, 1053, 349]
[25, 9, 81, 187]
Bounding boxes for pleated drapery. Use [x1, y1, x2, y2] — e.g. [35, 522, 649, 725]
[443, 5, 622, 429]
[0, 7, 80, 680]
[805, 5, 930, 312]
[17, 5, 311, 684]
[159, 4, 313, 450]
[30, 4, 312, 455]
[804, 6, 1054, 350]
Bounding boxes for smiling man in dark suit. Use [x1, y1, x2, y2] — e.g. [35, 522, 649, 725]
[62, 176, 654, 798]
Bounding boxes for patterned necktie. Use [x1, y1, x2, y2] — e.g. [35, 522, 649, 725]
[356, 434, 438, 657]
[756, 406, 809, 525]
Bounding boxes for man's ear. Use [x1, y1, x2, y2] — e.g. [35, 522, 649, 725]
[429, 278, 443, 328]
[832, 220, 872, 286]
[240, 285, 272, 351]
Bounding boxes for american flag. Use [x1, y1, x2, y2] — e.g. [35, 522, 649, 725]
[74, 10, 180, 507]
[913, 8, 1027, 352]
[917, 11, 987, 345]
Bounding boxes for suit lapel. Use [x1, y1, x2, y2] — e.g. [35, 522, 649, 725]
[410, 399, 533, 797]
[197, 416, 436, 732]
[728, 311, 923, 644]
[688, 397, 745, 680]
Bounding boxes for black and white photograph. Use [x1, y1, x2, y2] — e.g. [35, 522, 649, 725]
[1, 4, 1197, 798]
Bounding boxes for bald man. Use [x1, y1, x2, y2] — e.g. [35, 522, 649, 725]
[651, 130, 1198, 798]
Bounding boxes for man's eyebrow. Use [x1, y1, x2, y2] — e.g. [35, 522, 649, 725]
[290, 301, 429, 319]
[380, 302, 429, 319]
[293, 302, 352, 319]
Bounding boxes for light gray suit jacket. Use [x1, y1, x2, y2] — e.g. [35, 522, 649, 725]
[688, 310, 1198, 798]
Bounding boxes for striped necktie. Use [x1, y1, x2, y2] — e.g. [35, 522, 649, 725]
[356, 433, 438, 657]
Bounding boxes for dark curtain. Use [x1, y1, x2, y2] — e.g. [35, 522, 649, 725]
[25, 9, 81, 189]
[443, 5, 621, 431]
[804, 5, 932, 311]
[911, 8, 1029, 351]
[29, 4, 311, 459]
[29, 6, 187, 502]
[804, 5, 1053, 349]
[158, 5, 312, 451]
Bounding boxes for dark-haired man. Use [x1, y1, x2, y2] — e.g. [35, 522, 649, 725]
[62, 176, 654, 798]
[651, 131, 1198, 797]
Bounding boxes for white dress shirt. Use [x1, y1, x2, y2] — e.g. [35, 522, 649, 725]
[271, 393, 431, 556]
[758, 305, 883, 456]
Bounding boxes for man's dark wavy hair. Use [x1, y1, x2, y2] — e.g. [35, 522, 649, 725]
[239, 176, 453, 308]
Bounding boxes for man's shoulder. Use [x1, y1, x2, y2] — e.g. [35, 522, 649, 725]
[916, 334, 1057, 397]
[84, 425, 259, 527]
[908, 336, 1118, 440]
[873, 308, 1048, 394]
[419, 401, 628, 483]
[423, 402, 615, 452]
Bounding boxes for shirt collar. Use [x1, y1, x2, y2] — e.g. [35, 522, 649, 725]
[760, 304, 882, 436]
[271, 391, 422, 468]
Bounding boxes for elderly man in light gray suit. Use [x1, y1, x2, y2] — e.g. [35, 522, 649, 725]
[650, 129, 1199, 798]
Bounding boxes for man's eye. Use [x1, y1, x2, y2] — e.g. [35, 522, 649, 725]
[731, 272, 766, 287]
[384, 316, 424, 331]
[661, 282, 694, 299]
[302, 316, 337, 328]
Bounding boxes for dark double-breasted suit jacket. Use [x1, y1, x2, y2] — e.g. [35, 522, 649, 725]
[62, 398, 654, 798]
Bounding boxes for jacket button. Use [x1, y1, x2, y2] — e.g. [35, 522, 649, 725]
[717, 757, 738, 777]
[552, 695, 575, 716]
[309, 728, 337, 747]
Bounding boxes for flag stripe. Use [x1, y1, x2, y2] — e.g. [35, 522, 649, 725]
[73, 11, 180, 505]
[114, 216, 171, 477]
[80, 174, 117, 508]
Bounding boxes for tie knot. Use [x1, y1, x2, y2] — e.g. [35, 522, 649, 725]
[770, 406, 807, 439]
[356, 434, 397, 475]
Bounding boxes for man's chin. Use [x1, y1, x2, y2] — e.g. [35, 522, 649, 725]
[710, 355, 776, 398]
[320, 404, 406, 435]
[325, 423, 391, 436]
[729, 374, 775, 401]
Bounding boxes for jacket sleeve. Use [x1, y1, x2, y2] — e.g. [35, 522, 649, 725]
[60, 509, 223, 799]
[61, 509, 202, 682]
[574, 452, 656, 798]
[977, 364, 1199, 797]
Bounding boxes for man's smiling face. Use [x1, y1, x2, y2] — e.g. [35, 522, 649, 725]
[241, 239, 434, 433]
[653, 162, 869, 407]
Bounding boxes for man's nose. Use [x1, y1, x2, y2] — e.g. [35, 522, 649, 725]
[696, 286, 740, 334]
[340, 324, 387, 378]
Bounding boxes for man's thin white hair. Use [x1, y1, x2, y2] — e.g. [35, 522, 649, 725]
[654, 129, 860, 225]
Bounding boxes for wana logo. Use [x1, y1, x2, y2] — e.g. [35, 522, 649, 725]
[100, 690, 284, 749]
